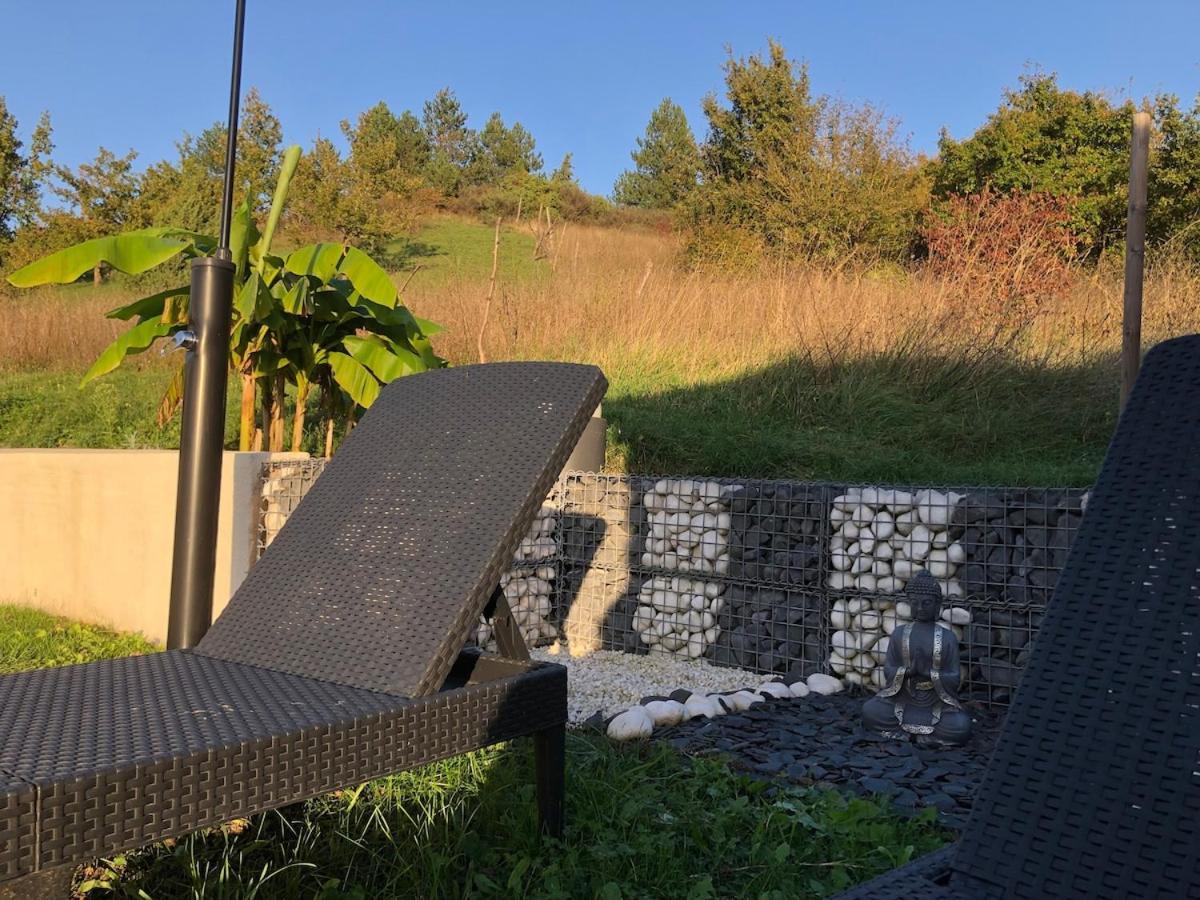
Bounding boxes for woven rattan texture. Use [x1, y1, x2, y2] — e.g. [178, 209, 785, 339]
[197, 362, 606, 697]
[948, 335, 1200, 897]
[0, 775, 35, 881]
[836, 846, 961, 898]
[0, 651, 565, 875]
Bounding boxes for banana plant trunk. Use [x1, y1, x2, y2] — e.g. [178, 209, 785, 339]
[291, 379, 310, 451]
[238, 372, 256, 451]
[269, 372, 286, 451]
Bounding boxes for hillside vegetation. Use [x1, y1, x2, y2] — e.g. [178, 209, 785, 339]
[4, 216, 1197, 485]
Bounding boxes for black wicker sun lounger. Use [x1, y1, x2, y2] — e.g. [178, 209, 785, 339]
[0, 361, 606, 894]
[840, 335, 1200, 898]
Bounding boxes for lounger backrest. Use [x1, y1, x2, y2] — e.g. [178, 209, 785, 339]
[951, 335, 1200, 897]
[196, 362, 606, 697]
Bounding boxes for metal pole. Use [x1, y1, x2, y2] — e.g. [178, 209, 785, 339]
[1120, 111, 1151, 411]
[166, 0, 246, 650]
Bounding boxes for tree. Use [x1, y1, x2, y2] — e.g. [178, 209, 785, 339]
[551, 153, 574, 184]
[422, 88, 474, 195]
[930, 73, 1141, 257]
[288, 135, 349, 240]
[236, 87, 283, 214]
[468, 112, 541, 185]
[0, 100, 52, 242]
[612, 99, 700, 209]
[686, 41, 926, 262]
[1148, 93, 1200, 257]
[337, 102, 426, 250]
[129, 89, 281, 234]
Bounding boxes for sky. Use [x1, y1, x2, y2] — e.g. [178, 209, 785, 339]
[2, 0, 1199, 197]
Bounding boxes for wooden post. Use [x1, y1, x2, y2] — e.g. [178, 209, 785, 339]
[1121, 111, 1151, 410]
[477, 217, 502, 364]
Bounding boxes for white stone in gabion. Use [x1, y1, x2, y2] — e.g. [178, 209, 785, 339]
[941, 607, 972, 626]
[789, 681, 811, 698]
[828, 571, 855, 590]
[608, 706, 654, 741]
[831, 630, 858, 654]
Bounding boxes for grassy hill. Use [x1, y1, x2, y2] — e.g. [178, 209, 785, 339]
[2, 215, 1194, 486]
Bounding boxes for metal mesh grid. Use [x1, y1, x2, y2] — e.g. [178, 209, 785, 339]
[259, 465, 1086, 707]
[556, 473, 1087, 707]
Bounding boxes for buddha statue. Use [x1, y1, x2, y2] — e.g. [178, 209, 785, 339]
[862, 570, 971, 746]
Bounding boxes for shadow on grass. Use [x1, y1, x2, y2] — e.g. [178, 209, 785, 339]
[377, 238, 445, 272]
[603, 348, 1121, 487]
[89, 733, 947, 899]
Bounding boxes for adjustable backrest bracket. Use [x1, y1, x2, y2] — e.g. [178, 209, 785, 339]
[483, 587, 530, 662]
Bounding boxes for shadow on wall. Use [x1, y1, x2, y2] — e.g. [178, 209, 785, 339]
[601, 348, 1120, 486]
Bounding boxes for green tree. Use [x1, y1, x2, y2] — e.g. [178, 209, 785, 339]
[51, 146, 140, 282]
[0, 101, 52, 241]
[132, 89, 282, 233]
[236, 87, 283, 214]
[687, 41, 925, 262]
[8, 146, 444, 454]
[612, 98, 700, 209]
[930, 73, 1138, 256]
[338, 102, 426, 250]
[1149, 93, 1200, 256]
[422, 88, 473, 195]
[468, 113, 542, 185]
[551, 152, 574, 184]
[288, 135, 349, 239]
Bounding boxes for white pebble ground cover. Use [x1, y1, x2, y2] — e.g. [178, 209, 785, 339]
[531, 645, 769, 724]
[530, 645, 843, 737]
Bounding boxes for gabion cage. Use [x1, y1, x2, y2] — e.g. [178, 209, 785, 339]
[555, 474, 1087, 707]
[257, 461, 1088, 708]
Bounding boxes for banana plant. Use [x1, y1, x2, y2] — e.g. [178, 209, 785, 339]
[7, 145, 444, 453]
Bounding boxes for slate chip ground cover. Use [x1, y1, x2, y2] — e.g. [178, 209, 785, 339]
[0, 605, 948, 899]
[650, 692, 1004, 831]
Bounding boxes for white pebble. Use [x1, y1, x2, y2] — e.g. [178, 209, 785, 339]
[757, 681, 792, 700]
[608, 707, 654, 741]
[807, 673, 844, 695]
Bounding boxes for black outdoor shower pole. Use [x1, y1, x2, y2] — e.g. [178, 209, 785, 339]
[166, 0, 246, 650]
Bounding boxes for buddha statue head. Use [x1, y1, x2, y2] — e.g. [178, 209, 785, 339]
[906, 570, 943, 623]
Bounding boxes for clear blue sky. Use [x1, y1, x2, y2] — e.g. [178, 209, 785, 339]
[2, 0, 1198, 196]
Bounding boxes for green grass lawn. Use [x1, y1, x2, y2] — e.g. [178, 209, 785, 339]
[0, 366, 238, 450]
[600, 348, 1116, 486]
[0, 606, 947, 898]
[386, 217, 547, 288]
[0, 350, 1115, 486]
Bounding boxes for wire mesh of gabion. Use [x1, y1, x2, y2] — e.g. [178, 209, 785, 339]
[557, 474, 1088, 707]
[260, 464, 1087, 708]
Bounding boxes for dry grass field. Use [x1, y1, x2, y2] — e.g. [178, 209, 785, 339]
[2, 216, 1197, 483]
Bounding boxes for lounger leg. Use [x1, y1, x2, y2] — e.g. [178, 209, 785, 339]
[533, 723, 565, 839]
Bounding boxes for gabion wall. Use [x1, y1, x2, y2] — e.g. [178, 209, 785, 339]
[258, 462, 1087, 708]
[557, 475, 1087, 707]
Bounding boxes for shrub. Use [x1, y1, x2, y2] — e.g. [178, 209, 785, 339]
[921, 188, 1079, 324]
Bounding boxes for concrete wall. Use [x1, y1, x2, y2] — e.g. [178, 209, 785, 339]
[0, 450, 303, 644]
